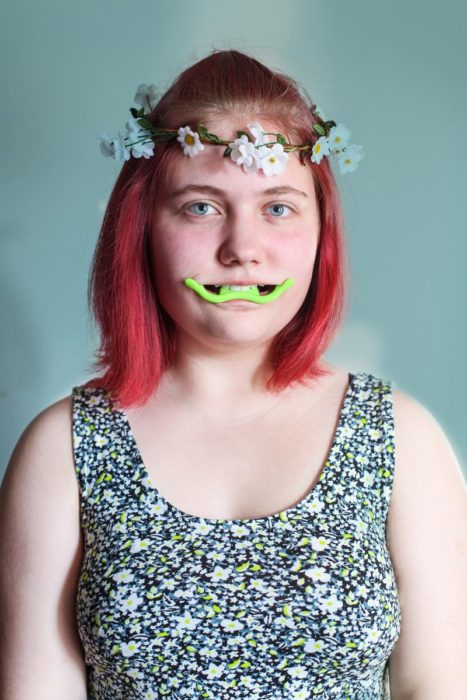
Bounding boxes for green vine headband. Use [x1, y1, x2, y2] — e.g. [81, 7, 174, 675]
[100, 83, 364, 175]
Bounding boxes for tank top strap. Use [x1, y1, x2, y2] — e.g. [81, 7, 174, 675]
[72, 384, 145, 510]
[347, 371, 396, 525]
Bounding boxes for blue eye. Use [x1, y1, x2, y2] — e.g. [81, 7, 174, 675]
[268, 203, 292, 217]
[188, 202, 216, 216]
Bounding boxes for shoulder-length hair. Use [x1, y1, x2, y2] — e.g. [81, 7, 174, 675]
[86, 50, 348, 407]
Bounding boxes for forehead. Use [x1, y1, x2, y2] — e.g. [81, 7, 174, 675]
[165, 116, 316, 197]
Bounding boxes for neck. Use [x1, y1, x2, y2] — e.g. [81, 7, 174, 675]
[154, 332, 289, 417]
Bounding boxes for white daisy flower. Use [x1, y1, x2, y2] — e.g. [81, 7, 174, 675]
[200, 646, 218, 657]
[311, 136, 330, 164]
[337, 144, 364, 173]
[304, 566, 330, 582]
[142, 690, 158, 700]
[365, 627, 382, 642]
[251, 578, 267, 591]
[259, 143, 289, 176]
[175, 612, 202, 630]
[205, 663, 225, 678]
[112, 569, 134, 583]
[134, 83, 158, 111]
[304, 637, 325, 653]
[206, 550, 225, 561]
[231, 524, 249, 538]
[311, 535, 329, 552]
[209, 566, 231, 581]
[318, 593, 343, 614]
[369, 428, 382, 440]
[160, 578, 175, 590]
[307, 497, 325, 514]
[362, 471, 375, 487]
[148, 500, 168, 516]
[94, 434, 108, 447]
[220, 618, 245, 632]
[127, 667, 143, 680]
[130, 538, 150, 553]
[119, 591, 144, 612]
[120, 640, 140, 657]
[286, 665, 307, 679]
[273, 615, 295, 629]
[177, 126, 205, 157]
[229, 135, 261, 173]
[291, 690, 311, 700]
[328, 124, 351, 152]
[193, 520, 214, 536]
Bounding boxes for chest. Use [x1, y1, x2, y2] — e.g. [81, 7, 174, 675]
[125, 387, 346, 520]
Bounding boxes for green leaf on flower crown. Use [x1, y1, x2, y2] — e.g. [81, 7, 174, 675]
[276, 134, 287, 146]
[197, 125, 208, 139]
[237, 130, 250, 139]
[223, 146, 233, 157]
[325, 120, 337, 130]
[130, 107, 139, 118]
[137, 118, 155, 131]
[205, 132, 221, 144]
[313, 124, 326, 137]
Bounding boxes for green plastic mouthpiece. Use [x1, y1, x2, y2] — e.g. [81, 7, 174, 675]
[183, 278, 294, 304]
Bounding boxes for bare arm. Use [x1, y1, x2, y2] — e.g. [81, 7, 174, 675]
[387, 390, 467, 699]
[0, 397, 87, 700]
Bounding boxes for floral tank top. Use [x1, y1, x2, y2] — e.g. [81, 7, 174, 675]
[72, 371, 401, 700]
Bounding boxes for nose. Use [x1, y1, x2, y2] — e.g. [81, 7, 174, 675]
[218, 210, 264, 267]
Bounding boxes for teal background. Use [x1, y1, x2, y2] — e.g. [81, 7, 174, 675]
[1, 0, 466, 477]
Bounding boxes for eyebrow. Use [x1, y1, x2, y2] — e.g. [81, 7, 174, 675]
[168, 184, 309, 199]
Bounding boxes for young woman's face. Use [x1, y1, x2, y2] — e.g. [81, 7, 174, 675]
[150, 118, 321, 352]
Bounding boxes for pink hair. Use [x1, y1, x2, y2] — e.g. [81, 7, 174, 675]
[86, 50, 348, 407]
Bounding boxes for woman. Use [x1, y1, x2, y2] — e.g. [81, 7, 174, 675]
[1, 50, 466, 699]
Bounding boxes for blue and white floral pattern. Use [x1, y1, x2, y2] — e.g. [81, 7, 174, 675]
[72, 372, 401, 699]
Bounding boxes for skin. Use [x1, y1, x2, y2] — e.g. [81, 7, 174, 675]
[149, 115, 321, 404]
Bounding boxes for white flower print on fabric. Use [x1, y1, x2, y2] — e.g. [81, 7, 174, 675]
[72, 371, 400, 699]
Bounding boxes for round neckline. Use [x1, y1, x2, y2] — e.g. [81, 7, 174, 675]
[115, 372, 356, 526]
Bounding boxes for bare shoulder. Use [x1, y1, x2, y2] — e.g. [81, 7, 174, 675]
[390, 387, 466, 502]
[0, 394, 87, 694]
[389, 386, 466, 543]
[387, 388, 467, 692]
[1, 394, 77, 498]
[0, 392, 81, 570]
[0, 392, 80, 561]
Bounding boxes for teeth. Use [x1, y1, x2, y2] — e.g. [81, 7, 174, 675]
[225, 285, 257, 291]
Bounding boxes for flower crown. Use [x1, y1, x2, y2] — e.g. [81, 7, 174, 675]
[99, 84, 364, 175]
